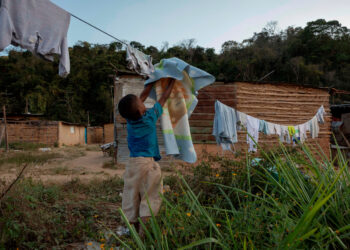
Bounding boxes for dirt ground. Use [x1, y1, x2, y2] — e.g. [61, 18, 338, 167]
[0, 145, 130, 184]
[0, 144, 180, 185]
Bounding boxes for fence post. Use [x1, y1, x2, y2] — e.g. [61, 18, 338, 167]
[3, 105, 8, 152]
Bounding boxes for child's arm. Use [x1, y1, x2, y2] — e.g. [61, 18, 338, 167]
[139, 82, 155, 102]
[158, 78, 176, 107]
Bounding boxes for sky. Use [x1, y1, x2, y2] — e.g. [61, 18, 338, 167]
[49, 0, 350, 52]
[0, 0, 349, 54]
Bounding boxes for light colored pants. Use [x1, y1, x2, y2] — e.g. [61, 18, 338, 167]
[122, 157, 163, 223]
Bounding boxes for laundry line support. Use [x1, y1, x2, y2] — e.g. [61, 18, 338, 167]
[69, 13, 128, 46]
[110, 63, 120, 164]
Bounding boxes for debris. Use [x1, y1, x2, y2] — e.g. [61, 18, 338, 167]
[116, 226, 130, 236]
[39, 148, 52, 152]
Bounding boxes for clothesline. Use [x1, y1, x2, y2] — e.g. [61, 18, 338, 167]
[213, 100, 326, 153]
[69, 12, 128, 46]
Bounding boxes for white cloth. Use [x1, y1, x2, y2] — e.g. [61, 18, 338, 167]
[266, 122, 275, 135]
[316, 105, 326, 124]
[309, 116, 319, 139]
[0, 0, 71, 77]
[297, 122, 309, 143]
[280, 125, 291, 144]
[246, 115, 260, 152]
[126, 45, 154, 76]
[237, 111, 247, 130]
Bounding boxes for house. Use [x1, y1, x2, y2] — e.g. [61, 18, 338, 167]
[113, 74, 332, 164]
[0, 120, 87, 147]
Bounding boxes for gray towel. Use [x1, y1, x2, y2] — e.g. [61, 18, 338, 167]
[0, 0, 71, 77]
[212, 100, 238, 151]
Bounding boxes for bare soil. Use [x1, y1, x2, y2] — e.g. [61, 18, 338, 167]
[0, 145, 178, 185]
[0, 146, 125, 184]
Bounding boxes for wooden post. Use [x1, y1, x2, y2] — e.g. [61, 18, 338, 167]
[112, 74, 119, 164]
[3, 105, 8, 152]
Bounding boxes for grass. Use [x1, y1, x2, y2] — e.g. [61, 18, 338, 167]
[50, 166, 81, 175]
[1, 142, 350, 248]
[0, 152, 62, 167]
[115, 142, 350, 249]
[0, 142, 49, 151]
[61, 146, 86, 159]
[0, 177, 124, 249]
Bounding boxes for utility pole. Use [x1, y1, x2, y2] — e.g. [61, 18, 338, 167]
[3, 105, 8, 152]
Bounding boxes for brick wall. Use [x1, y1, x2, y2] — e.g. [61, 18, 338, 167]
[87, 126, 103, 144]
[5, 121, 59, 146]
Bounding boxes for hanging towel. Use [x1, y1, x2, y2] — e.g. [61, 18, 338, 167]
[212, 100, 238, 151]
[237, 111, 247, 129]
[316, 105, 326, 124]
[126, 45, 154, 77]
[297, 122, 308, 143]
[246, 115, 260, 152]
[279, 125, 291, 144]
[146, 57, 215, 163]
[259, 120, 269, 134]
[309, 116, 319, 138]
[266, 122, 276, 135]
[0, 0, 71, 77]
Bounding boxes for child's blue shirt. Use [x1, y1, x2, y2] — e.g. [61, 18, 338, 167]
[127, 102, 163, 161]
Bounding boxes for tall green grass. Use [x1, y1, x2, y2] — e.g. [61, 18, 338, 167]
[116, 143, 350, 249]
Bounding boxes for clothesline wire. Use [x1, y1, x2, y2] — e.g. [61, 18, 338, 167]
[69, 12, 128, 46]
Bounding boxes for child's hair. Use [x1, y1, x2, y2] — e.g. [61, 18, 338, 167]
[118, 94, 140, 120]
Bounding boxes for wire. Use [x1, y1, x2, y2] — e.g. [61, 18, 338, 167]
[69, 12, 128, 46]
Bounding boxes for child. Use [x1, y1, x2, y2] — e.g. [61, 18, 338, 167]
[118, 78, 176, 234]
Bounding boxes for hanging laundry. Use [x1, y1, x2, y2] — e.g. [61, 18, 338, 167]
[259, 120, 269, 134]
[316, 105, 326, 124]
[266, 122, 276, 135]
[288, 126, 296, 136]
[297, 122, 309, 143]
[237, 111, 247, 129]
[274, 123, 282, 138]
[0, 0, 71, 77]
[280, 125, 291, 144]
[212, 100, 238, 151]
[246, 115, 260, 152]
[145, 57, 215, 163]
[309, 116, 320, 138]
[126, 45, 154, 77]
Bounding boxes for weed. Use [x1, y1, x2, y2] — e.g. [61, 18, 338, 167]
[0, 177, 124, 249]
[115, 143, 350, 249]
[0, 152, 61, 167]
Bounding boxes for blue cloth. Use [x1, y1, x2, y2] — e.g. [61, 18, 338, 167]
[144, 57, 215, 163]
[145, 57, 215, 92]
[212, 100, 238, 151]
[259, 120, 269, 134]
[127, 102, 163, 161]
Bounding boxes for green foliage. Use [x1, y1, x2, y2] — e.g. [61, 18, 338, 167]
[0, 177, 124, 249]
[6, 142, 48, 151]
[116, 143, 350, 249]
[0, 152, 61, 166]
[1, 19, 350, 125]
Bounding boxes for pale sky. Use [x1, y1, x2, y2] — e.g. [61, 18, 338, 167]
[50, 0, 350, 52]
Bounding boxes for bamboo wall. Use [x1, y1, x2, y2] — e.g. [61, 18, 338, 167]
[191, 82, 331, 157]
